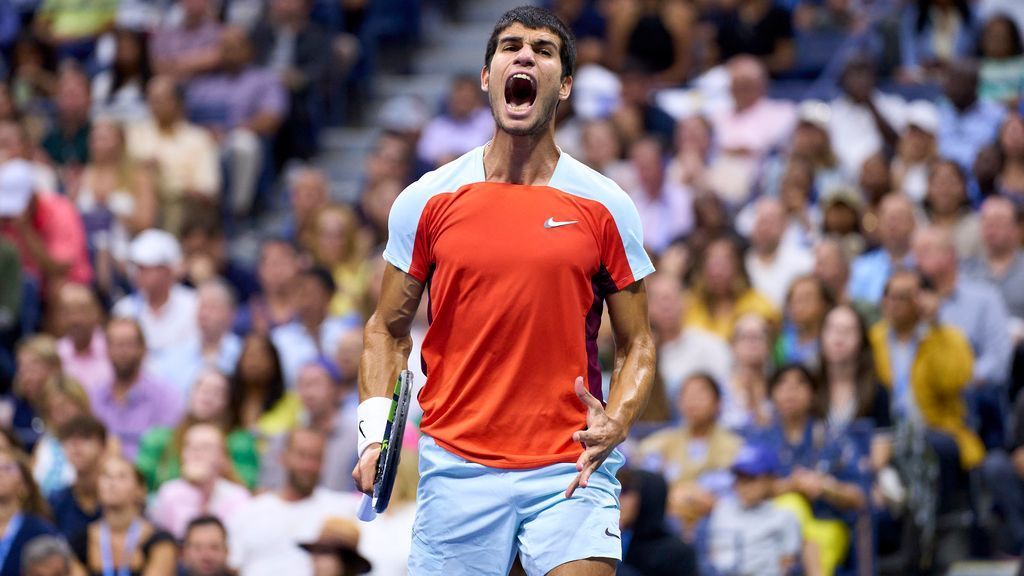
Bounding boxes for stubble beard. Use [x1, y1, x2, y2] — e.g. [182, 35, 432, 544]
[489, 89, 558, 137]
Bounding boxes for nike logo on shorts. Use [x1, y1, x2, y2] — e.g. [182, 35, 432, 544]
[544, 217, 578, 229]
[358, 420, 367, 438]
[604, 528, 620, 540]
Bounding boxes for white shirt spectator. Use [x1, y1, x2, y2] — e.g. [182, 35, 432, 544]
[709, 496, 801, 576]
[113, 284, 199, 358]
[628, 181, 694, 254]
[829, 92, 907, 178]
[745, 244, 815, 309]
[659, 329, 733, 401]
[228, 488, 360, 576]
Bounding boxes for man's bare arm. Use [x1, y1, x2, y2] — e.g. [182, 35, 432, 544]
[567, 279, 656, 497]
[353, 263, 424, 494]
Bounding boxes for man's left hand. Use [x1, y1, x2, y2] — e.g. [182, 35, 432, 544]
[566, 376, 625, 498]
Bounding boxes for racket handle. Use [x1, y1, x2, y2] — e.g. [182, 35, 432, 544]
[357, 494, 377, 522]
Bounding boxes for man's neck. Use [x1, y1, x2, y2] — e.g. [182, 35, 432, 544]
[309, 406, 336, 433]
[655, 324, 683, 346]
[753, 243, 779, 262]
[886, 245, 908, 262]
[200, 331, 223, 354]
[301, 312, 325, 335]
[113, 374, 139, 400]
[156, 117, 180, 134]
[279, 485, 312, 503]
[483, 129, 560, 186]
[936, 271, 957, 298]
[892, 320, 920, 341]
[688, 420, 713, 439]
[72, 331, 94, 354]
[147, 287, 172, 311]
[987, 246, 1016, 270]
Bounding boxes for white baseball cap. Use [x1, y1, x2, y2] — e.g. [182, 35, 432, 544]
[906, 100, 939, 135]
[129, 229, 182, 267]
[0, 160, 36, 217]
[797, 99, 831, 132]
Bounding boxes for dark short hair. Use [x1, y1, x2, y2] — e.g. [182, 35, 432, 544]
[768, 363, 818, 396]
[184, 515, 227, 542]
[302, 266, 337, 295]
[58, 415, 107, 443]
[485, 6, 576, 79]
[681, 372, 722, 402]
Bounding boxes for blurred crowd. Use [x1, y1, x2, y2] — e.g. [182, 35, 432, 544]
[0, 0, 1021, 574]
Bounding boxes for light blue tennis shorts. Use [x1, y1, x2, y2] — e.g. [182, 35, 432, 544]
[409, 435, 624, 575]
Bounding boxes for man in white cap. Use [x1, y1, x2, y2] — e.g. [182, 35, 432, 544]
[112, 228, 199, 358]
[893, 100, 939, 203]
[0, 158, 92, 296]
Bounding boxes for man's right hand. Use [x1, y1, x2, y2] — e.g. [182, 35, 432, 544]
[352, 444, 381, 495]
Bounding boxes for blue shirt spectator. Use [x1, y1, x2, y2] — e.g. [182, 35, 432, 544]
[938, 62, 1007, 171]
[900, 1, 976, 74]
[847, 195, 917, 305]
[47, 485, 100, 542]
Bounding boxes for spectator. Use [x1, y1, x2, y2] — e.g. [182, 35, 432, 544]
[707, 444, 801, 576]
[136, 368, 259, 492]
[0, 236, 18, 385]
[271, 267, 360, 386]
[892, 100, 940, 203]
[2, 335, 60, 451]
[89, 317, 183, 460]
[236, 238, 300, 335]
[229, 333, 300, 439]
[684, 236, 778, 340]
[722, 314, 775, 432]
[150, 423, 251, 540]
[665, 116, 712, 196]
[829, 57, 904, 178]
[91, 29, 152, 122]
[415, 75, 492, 168]
[149, 0, 223, 83]
[821, 188, 866, 257]
[759, 100, 843, 202]
[857, 152, 894, 249]
[21, 535, 72, 576]
[617, 468, 698, 576]
[977, 14, 1024, 105]
[638, 373, 742, 530]
[299, 517, 373, 576]
[227, 428, 358, 576]
[775, 275, 834, 368]
[578, 119, 631, 185]
[55, 283, 111, 395]
[869, 270, 984, 504]
[261, 357, 357, 492]
[357, 178, 401, 254]
[250, 0, 331, 165]
[71, 118, 157, 287]
[0, 445, 59, 576]
[899, 0, 975, 82]
[998, 113, 1024, 199]
[40, 67, 92, 167]
[181, 516, 232, 576]
[179, 214, 259, 306]
[708, 57, 796, 205]
[847, 194, 917, 305]
[46, 415, 104, 542]
[31, 375, 92, 497]
[112, 229, 199, 358]
[186, 26, 288, 217]
[352, 443, 417, 576]
[913, 226, 1012, 387]
[648, 272, 732, 400]
[32, 0, 114, 64]
[818, 305, 892, 434]
[605, 0, 693, 85]
[609, 61, 677, 149]
[623, 136, 693, 254]
[281, 166, 329, 248]
[0, 159, 93, 293]
[152, 280, 242, 399]
[963, 196, 1024, 321]
[71, 455, 177, 575]
[745, 198, 814, 309]
[924, 160, 983, 260]
[361, 133, 413, 193]
[813, 238, 854, 306]
[125, 76, 221, 235]
[756, 364, 868, 576]
[307, 204, 370, 319]
[938, 60, 1007, 171]
[981, 393, 1024, 554]
[712, 0, 795, 75]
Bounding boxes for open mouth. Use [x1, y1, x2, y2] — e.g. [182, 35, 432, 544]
[504, 73, 537, 113]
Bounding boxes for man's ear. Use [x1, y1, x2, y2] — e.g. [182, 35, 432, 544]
[559, 75, 573, 102]
[481, 65, 490, 93]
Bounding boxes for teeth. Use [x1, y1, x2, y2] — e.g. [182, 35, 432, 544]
[512, 73, 533, 83]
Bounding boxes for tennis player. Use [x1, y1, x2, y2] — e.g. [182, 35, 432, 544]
[353, 6, 656, 575]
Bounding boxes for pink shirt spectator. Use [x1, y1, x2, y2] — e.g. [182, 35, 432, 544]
[57, 330, 113, 395]
[1, 195, 93, 285]
[151, 478, 251, 540]
[711, 98, 797, 159]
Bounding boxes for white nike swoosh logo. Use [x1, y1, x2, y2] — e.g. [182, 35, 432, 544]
[544, 218, 578, 229]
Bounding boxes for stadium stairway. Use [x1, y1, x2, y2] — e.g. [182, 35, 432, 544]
[314, 0, 527, 205]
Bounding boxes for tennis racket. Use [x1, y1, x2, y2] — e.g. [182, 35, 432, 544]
[357, 370, 413, 521]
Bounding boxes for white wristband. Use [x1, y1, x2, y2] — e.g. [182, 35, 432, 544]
[357, 397, 392, 457]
